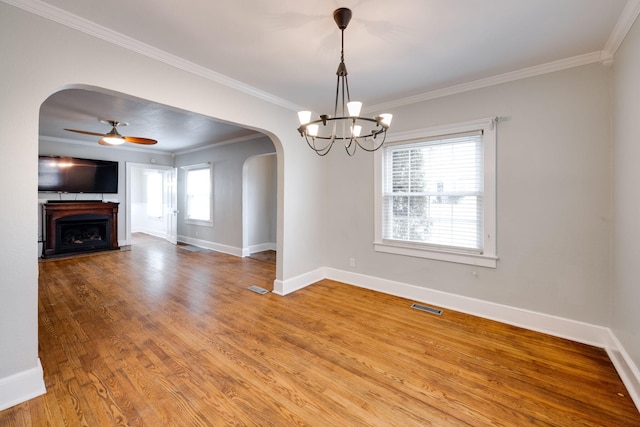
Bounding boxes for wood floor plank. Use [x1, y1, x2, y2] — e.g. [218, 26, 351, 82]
[1, 233, 638, 426]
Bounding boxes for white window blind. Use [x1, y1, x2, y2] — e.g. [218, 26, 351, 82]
[382, 131, 483, 252]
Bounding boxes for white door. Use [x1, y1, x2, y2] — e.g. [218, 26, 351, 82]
[164, 168, 178, 245]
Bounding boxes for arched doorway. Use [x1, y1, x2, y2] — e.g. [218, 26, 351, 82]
[242, 153, 277, 258]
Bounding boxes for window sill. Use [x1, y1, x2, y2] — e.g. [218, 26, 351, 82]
[185, 219, 213, 228]
[374, 241, 497, 268]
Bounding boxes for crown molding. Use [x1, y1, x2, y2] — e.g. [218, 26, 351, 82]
[367, 0, 639, 111]
[1, 0, 302, 112]
[173, 132, 266, 156]
[603, 0, 640, 59]
[5, 0, 639, 114]
[367, 52, 604, 111]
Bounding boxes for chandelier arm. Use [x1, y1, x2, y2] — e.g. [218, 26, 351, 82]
[334, 74, 341, 118]
[340, 76, 349, 117]
[321, 133, 336, 156]
[331, 121, 338, 144]
[301, 117, 384, 139]
[327, 132, 338, 156]
[355, 128, 388, 152]
[304, 134, 334, 156]
[318, 141, 333, 156]
[344, 75, 349, 117]
[344, 74, 351, 104]
[340, 76, 344, 118]
[344, 135, 357, 156]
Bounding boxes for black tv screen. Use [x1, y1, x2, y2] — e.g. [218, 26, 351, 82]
[38, 156, 119, 194]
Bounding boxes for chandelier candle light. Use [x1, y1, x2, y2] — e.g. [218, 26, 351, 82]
[297, 8, 393, 156]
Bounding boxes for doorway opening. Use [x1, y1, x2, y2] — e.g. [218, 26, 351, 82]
[126, 162, 177, 246]
[243, 153, 277, 263]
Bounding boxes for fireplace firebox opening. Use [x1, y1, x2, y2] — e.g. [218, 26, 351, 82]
[56, 214, 110, 254]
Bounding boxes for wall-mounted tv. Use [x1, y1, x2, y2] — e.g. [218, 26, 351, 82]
[38, 156, 119, 194]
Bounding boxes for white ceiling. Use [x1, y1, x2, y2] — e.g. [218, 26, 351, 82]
[22, 0, 636, 153]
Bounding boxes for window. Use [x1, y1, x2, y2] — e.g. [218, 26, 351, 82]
[374, 118, 497, 267]
[184, 164, 213, 226]
[145, 172, 163, 218]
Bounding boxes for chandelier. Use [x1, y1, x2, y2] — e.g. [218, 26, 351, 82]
[297, 8, 393, 156]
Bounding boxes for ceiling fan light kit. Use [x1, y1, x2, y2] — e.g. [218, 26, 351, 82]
[64, 119, 158, 146]
[99, 126, 126, 145]
[297, 7, 393, 156]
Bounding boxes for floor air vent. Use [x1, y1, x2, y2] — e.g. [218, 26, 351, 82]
[411, 303, 443, 316]
[248, 285, 269, 295]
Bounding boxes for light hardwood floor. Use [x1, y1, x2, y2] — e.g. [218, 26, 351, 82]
[1, 234, 639, 426]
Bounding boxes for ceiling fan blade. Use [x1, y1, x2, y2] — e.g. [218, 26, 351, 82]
[124, 136, 158, 145]
[64, 128, 108, 137]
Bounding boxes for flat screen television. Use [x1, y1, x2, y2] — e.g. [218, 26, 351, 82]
[38, 156, 119, 194]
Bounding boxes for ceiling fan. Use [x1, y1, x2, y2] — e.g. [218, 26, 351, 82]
[64, 119, 157, 146]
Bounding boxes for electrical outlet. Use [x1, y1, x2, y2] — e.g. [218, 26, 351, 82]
[349, 258, 356, 268]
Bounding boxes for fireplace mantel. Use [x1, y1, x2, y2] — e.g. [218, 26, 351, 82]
[43, 201, 119, 258]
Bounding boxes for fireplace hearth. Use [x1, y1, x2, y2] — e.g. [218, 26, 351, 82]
[43, 201, 119, 258]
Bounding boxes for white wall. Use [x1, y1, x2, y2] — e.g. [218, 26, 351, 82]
[246, 154, 277, 252]
[0, 2, 326, 407]
[324, 63, 613, 326]
[612, 15, 640, 373]
[175, 137, 275, 254]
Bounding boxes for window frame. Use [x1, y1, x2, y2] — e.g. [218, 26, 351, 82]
[183, 163, 213, 227]
[374, 118, 497, 268]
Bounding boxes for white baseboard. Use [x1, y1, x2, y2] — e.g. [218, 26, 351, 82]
[276, 266, 639, 411]
[177, 235, 243, 257]
[606, 331, 640, 410]
[133, 228, 167, 240]
[273, 268, 324, 296]
[174, 235, 268, 259]
[324, 268, 611, 348]
[0, 359, 46, 411]
[243, 242, 277, 257]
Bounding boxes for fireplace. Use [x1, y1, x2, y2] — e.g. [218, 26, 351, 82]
[43, 201, 119, 257]
[56, 214, 111, 254]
